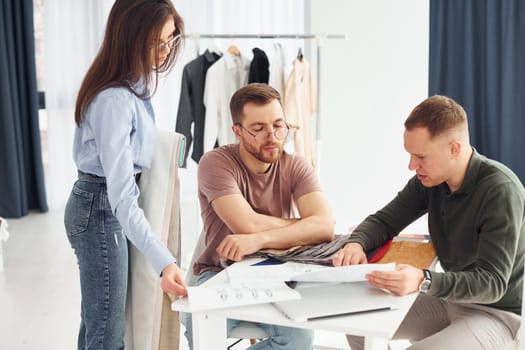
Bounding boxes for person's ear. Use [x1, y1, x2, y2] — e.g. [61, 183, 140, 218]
[450, 140, 461, 158]
[232, 124, 242, 138]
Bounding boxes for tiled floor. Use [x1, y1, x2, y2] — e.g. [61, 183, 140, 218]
[0, 210, 409, 349]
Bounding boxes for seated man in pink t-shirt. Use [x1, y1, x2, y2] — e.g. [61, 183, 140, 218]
[184, 83, 335, 350]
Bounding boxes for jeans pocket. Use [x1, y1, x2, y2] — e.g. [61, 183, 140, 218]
[64, 186, 94, 236]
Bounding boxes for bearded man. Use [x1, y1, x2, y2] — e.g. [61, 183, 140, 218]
[184, 83, 335, 350]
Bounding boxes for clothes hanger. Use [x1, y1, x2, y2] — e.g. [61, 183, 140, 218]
[297, 47, 303, 62]
[227, 44, 241, 56]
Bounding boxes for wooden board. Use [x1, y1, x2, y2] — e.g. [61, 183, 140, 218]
[376, 241, 436, 269]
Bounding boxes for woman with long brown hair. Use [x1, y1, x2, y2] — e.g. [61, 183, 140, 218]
[64, 1, 186, 348]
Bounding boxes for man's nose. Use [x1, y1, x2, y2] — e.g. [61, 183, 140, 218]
[265, 130, 277, 140]
[408, 156, 418, 170]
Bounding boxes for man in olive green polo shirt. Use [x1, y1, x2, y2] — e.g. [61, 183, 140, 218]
[333, 95, 524, 349]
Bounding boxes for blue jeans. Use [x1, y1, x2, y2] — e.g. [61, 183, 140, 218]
[183, 270, 314, 350]
[64, 172, 128, 350]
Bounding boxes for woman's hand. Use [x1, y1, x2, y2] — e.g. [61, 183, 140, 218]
[161, 263, 188, 297]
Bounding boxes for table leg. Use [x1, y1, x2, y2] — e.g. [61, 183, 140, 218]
[364, 336, 388, 350]
[192, 311, 227, 350]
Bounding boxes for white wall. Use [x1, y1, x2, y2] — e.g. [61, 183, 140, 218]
[306, 0, 430, 234]
[44, 0, 114, 210]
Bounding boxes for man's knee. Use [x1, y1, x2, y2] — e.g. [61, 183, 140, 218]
[266, 326, 314, 348]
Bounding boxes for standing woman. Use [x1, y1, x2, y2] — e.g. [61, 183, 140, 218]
[64, 1, 186, 349]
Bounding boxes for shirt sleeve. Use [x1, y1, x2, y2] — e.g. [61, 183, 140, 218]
[290, 154, 323, 199]
[198, 150, 241, 203]
[87, 93, 175, 275]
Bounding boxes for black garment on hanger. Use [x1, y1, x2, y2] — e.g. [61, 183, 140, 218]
[248, 47, 269, 84]
[175, 49, 221, 167]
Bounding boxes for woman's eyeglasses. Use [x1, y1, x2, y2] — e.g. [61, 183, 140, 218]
[158, 34, 182, 51]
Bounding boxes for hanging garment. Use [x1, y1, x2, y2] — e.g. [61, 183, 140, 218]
[284, 58, 317, 166]
[175, 50, 221, 167]
[203, 51, 250, 152]
[124, 130, 185, 350]
[269, 43, 286, 98]
[248, 47, 269, 83]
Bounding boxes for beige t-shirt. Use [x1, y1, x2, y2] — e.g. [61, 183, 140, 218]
[194, 143, 322, 275]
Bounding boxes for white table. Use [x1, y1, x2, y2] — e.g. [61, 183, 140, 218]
[172, 259, 418, 350]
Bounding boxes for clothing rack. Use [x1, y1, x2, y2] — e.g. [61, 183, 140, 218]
[184, 33, 348, 177]
[185, 33, 347, 40]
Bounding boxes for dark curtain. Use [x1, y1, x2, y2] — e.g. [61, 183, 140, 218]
[0, 0, 48, 217]
[429, 0, 525, 182]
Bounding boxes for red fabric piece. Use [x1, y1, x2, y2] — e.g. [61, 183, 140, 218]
[368, 238, 393, 263]
[348, 225, 394, 263]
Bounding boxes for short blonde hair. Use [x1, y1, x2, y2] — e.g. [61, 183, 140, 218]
[404, 95, 467, 138]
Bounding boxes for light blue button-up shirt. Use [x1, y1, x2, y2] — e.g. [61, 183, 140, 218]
[73, 86, 174, 275]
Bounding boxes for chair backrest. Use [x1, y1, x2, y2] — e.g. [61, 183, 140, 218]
[185, 228, 207, 286]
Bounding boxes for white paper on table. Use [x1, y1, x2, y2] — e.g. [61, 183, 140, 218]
[186, 281, 301, 311]
[226, 261, 327, 284]
[290, 263, 396, 283]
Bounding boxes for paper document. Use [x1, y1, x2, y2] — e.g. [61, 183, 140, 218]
[227, 261, 326, 284]
[291, 263, 396, 283]
[186, 281, 301, 311]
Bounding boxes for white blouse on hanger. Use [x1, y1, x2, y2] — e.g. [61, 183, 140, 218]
[203, 51, 250, 152]
[269, 43, 286, 99]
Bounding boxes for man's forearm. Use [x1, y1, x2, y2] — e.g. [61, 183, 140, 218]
[234, 213, 299, 234]
[254, 215, 334, 249]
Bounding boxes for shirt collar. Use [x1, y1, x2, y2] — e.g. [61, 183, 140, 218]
[452, 147, 482, 195]
[203, 49, 220, 63]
